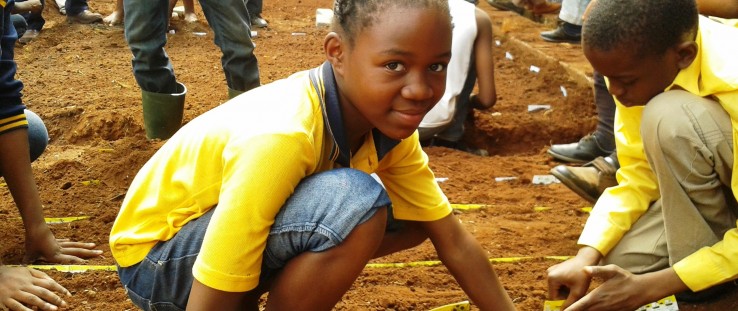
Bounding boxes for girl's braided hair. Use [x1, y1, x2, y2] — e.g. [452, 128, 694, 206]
[332, 0, 450, 46]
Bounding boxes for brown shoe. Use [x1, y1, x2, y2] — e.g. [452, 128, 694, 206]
[18, 29, 40, 45]
[550, 156, 618, 203]
[67, 10, 103, 24]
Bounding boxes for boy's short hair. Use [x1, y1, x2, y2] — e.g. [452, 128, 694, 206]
[332, 0, 450, 46]
[583, 0, 698, 56]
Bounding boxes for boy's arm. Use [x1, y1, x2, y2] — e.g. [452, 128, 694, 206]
[0, 129, 100, 264]
[471, 8, 497, 110]
[696, 0, 738, 18]
[422, 213, 515, 311]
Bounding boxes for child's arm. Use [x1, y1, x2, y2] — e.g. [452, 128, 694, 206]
[470, 8, 497, 110]
[422, 213, 516, 311]
[0, 129, 101, 264]
[696, 0, 738, 18]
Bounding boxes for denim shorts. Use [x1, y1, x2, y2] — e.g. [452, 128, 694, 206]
[26, 109, 49, 162]
[118, 168, 391, 311]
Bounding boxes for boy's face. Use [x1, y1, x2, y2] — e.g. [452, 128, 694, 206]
[331, 7, 453, 140]
[584, 45, 685, 107]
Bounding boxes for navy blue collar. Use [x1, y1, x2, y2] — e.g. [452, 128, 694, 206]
[309, 62, 400, 168]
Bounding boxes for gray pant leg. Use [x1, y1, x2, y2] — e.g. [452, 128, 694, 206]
[606, 90, 737, 272]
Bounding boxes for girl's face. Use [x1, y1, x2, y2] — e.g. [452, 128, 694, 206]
[332, 6, 453, 140]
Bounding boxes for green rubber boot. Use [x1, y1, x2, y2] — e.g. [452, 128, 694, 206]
[228, 87, 245, 100]
[141, 82, 187, 140]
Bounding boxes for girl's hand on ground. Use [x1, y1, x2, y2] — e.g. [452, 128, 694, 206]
[564, 265, 649, 311]
[24, 229, 103, 264]
[0, 266, 70, 311]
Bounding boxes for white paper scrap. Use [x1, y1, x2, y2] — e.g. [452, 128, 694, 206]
[505, 51, 513, 60]
[530, 65, 540, 73]
[316, 8, 334, 27]
[532, 175, 561, 185]
[527, 104, 551, 112]
[435, 177, 449, 183]
[560, 85, 568, 97]
[495, 176, 518, 182]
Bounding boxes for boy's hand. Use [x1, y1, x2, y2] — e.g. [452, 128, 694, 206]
[546, 247, 602, 308]
[0, 266, 70, 311]
[24, 227, 102, 264]
[563, 265, 649, 311]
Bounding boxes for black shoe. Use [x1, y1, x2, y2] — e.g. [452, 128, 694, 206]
[430, 138, 489, 157]
[548, 134, 612, 164]
[486, 0, 525, 15]
[540, 23, 581, 43]
[251, 15, 268, 28]
[67, 10, 103, 24]
[550, 156, 618, 203]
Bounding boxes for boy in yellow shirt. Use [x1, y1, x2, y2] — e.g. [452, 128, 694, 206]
[109, 0, 515, 310]
[547, 0, 738, 310]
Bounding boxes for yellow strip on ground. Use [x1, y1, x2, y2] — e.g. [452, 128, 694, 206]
[451, 203, 488, 210]
[23, 265, 117, 273]
[429, 301, 470, 311]
[366, 256, 571, 268]
[453, 204, 591, 213]
[45, 216, 90, 224]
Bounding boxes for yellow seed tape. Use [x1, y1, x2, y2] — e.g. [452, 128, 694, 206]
[23, 265, 117, 273]
[366, 256, 571, 268]
[451, 204, 488, 210]
[429, 300, 470, 311]
[45, 216, 90, 224]
[454, 204, 592, 213]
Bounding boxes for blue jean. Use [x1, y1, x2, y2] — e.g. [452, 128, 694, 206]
[25, 109, 48, 162]
[118, 168, 391, 311]
[123, 0, 260, 94]
[10, 14, 25, 36]
[64, 0, 89, 16]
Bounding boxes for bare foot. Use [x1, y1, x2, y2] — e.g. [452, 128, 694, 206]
[184, 12, 198, 23]
[104, 11, 124, 26]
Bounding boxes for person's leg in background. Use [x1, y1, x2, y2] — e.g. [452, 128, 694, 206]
[16, 0, 44, 44]
[548, 71, 615, 163]
[65, 0, 102, 23]
[246, 0, 267, 28]
[10, 13, 27, 38]
[199, 0, 260, 97]
[549, 71, 619, 203]
[540, 0, 590, 43]
[428, 66, 489, 156]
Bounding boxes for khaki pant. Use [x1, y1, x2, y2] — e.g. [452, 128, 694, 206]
[603, 90, 738, 273]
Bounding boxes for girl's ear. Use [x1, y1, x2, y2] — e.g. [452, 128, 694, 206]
[674, 40, 698, 70]
[325, 32, 345, 75]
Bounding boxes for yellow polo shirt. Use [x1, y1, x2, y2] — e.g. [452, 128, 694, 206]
[109, 64, 452, 292]
[579, 16, 738, 291]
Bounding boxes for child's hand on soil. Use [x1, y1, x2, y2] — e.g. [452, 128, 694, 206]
[0, 266, 70, 311]
[24, 228, 102, 264]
